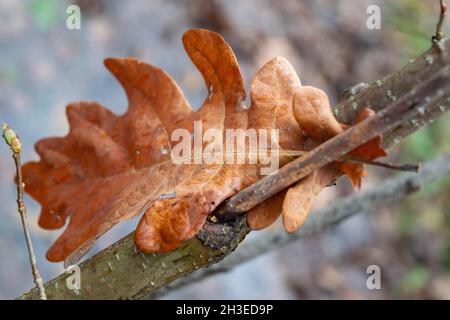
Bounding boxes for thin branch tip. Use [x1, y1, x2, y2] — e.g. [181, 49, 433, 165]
[433, 0, 448, 43]
[345, 157, 421, 173]
[2, 123, 47, 300]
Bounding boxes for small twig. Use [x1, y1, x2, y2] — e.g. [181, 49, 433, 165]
[343, 156, 421, 173]
[433, 0, 447, 43]
[185, 151, 421, 173]
[2, 124, 47, 300]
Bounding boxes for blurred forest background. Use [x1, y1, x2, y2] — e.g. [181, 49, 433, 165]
[1, 0, 450, 299]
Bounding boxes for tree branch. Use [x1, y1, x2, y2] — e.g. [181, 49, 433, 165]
[150, 152, 450, 298]
[20, 38, 450, 300]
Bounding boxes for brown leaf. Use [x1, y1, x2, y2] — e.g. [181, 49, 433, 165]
[337, 108, 387, 189]
[22, 29, 388, 262]
[282, 165, 339, 232]
[347, 108, 388, 161]
[293, 88, 387, 190]
[23, 29, 251, 262]
[245, 57, 304, 230]
[246, 191, 287, 230]
[293, 86, 342, 143]
[279, 88, 388, 232]
[134, 29, 252, 254]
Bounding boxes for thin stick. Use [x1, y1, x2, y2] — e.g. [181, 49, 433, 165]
[343, 156, 420, 173]
[433, 0, 447, 42]
[2, 124, 47, 300]
[168, 149, 418, 173]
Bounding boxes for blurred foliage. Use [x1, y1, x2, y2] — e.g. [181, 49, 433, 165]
[399, 112, 450, 194]
[0, 64, 19, 85]
[29, 0, 59, 31]
[384, 0, 435, 61]
[381, 0, 450, 298]
[398, 265, 430, 294]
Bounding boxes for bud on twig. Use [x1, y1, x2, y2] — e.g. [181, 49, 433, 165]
[2, 123, 46, 300]
[2, 123, 22, 154]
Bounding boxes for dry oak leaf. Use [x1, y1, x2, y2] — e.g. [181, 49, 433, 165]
[247, 87, 387, 231]
[279, 90, 387, 232]
[22, 29, 386, 263]
[22, 29, 283, 263]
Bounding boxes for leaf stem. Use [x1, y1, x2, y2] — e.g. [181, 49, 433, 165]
[342, 156, 420, 173]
